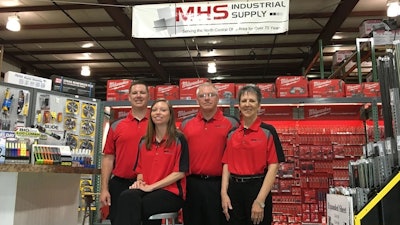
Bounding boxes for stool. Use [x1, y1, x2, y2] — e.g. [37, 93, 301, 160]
[148, 212, 178, 225]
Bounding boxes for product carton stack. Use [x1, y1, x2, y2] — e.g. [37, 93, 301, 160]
[257, 83, 276, 98]
[155, 85, 180, 100]
[106, 79, 133, 101]
[214, 83, 235, 99]
[345, 84, 363, 97]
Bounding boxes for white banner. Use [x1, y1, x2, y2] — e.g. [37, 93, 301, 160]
[132, 0, 289, 38]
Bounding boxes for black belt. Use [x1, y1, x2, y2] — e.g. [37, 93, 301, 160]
[189, 174, 221, 180]
[112, 175, 135, 183]
[230, 173, 265, 183]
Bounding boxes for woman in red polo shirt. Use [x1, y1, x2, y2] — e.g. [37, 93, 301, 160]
[115, 98, 189, 225]
[221, 85, 285, 225]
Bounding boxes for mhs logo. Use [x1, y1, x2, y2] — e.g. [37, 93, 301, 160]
[176, 4, 229, 22]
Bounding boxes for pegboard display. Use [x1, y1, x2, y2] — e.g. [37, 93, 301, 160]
[0, 84, 33, 131]
[33, 91, 99, 156]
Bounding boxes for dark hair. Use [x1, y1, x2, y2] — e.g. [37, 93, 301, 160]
[237, 85, 262, 103]
[129, 80, 149, 93]
[144, 98, 179, 150]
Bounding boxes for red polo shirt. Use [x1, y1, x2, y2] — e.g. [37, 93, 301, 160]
[180, 110, 239, 176]
[103, 110, 149, 179]
[135, 133, 189, 199]
[222, 118, 285, 175]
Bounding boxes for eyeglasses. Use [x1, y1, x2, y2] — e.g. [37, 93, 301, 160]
[198, 93, 218, 98]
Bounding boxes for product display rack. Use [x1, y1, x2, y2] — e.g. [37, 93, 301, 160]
[96, 96, 382, 225]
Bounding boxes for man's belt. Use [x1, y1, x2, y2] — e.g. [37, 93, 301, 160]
[230, 173, 266, 183]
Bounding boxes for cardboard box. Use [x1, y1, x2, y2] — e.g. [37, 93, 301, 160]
[332, 51, 353, 65]
[214, 83, 235, 99]
[372, 30, 398, 46]
[308, 79, 345, 98]
[106, 79, 133, 101]
[179, 78, 209, 100]
[345, 84, 363, 97]
[362, 82, 380, 97]
[148, 86, 155, 100]
[359, 19, 383, 37]
[275, 76, 308, 98]
[155, 85, 179, 100]
[235, 83, 254, 98]
[257, 83, 276, 98]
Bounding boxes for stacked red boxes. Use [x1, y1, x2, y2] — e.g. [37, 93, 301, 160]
[214, 83, 235, 99]
[276, 76, 308, 98]
[308, 79, 345, 98]
[155, 85, 179, 100]
[179, 78, 209, 100]
[362, 82, 380, 97]
[106, 79, 133, 101]
[345, 84, 363, 97]
[257, 83, 276, 98]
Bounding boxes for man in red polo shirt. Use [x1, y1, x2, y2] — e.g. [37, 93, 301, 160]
[180, 82, 239, 225]
[100, 81, 150, 224]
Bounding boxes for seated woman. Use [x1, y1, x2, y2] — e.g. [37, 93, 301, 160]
[115, 98, 189, 225]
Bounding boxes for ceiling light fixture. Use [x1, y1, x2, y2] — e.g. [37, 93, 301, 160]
[387, 0, 400, 17]
[81, 43, 94, 48]
[207, 62, 216, 73]
[6, 15, 21, 32]
[81, 66, 91, 76]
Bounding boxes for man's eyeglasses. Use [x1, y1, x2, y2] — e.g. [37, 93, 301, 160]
[198, 93, 218, 98]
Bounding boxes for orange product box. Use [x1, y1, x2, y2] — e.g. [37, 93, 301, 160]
[257, 83, 276, 98]
[179, 78, 209, 100]
[345, 83, 363, 97]
[308, 79, 345, 98]
[275, 76, 308, 98]
[155, 85, 179, 100]
[148, 86, 156, 100]
[214, 83, 235, 99]
[235, 83, 254, 98]
[362, 82, 380, 97]
[106, 79, 133, 101]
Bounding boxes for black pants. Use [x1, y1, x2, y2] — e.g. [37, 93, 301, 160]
[114, 189, 183, 225]
[227, 178, 272, 225]
[183, 176, 227, 225]
[108, 176, 136, 224]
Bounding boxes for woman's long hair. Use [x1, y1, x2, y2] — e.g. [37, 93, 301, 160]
[144, 98, 179, 150]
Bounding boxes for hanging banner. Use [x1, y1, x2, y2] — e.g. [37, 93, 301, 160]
[132, 0, 289, 38]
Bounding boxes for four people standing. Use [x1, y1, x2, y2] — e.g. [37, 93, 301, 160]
[101, 82, 284, 225]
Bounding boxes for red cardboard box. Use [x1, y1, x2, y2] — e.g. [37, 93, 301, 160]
[235, 83, 254, 98]
[174, 107, 199, 122]
[155, 85, 179, 100]
[257, 83, 276, 98]
[362, 82, 380, 97]
[214, 83, 235, 99]
[179, 78, 209, 100]
[148, 86, 155, 100]
[308, 79, 345, 98]
[106, 79, 133, 101]
[275, 76, 308, 98]
[345, 84, 363, 97]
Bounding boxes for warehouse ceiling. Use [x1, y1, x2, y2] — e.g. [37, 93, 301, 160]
[0, 0, 390, 100]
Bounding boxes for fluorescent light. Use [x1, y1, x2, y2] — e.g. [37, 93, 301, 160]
[387, 2, 400, 17]
[6, 15, 20, 32]
[81, 43, 94, 48]
[208, 62, 216, 73]
[81, 66, 91, 76]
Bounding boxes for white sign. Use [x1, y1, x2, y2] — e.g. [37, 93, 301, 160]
[132, 0, 289, 38]
[327, 194, 354, 225]
[4, 71, 52, 91]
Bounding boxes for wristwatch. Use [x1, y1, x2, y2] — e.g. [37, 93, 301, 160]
[255, 200, 265, 208]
